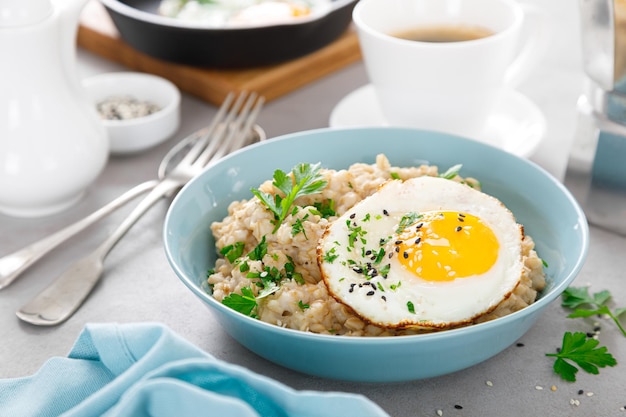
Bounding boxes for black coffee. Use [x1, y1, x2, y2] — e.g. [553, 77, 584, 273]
[392, 24, 494, 43]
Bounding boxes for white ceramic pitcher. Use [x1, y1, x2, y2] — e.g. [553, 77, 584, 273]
[0, 0, 108, 217]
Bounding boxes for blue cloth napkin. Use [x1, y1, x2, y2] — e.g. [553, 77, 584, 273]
[0, 323, 389, 417]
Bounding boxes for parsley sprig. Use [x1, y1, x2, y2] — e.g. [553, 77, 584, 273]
[251, 163, 327, 233]
[561, 286, 626, 337]
[546, 286, 624, 382]
[546, 332, 617, 382]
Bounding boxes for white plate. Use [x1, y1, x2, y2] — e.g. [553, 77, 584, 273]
[329, 84, 546, 158]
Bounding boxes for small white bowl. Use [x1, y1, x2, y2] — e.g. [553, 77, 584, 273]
[82, 72, 181, 155]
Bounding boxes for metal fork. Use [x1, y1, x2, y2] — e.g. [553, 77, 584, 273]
[16, 91, 264, 326]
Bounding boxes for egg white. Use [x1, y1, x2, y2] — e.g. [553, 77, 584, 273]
[318, 176, 523, 330]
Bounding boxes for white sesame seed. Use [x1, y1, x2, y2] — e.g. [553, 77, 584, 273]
[570, 399, 580, 406]
[535, 385, 544, 390]
[486, 380, 493, 387]
[436, 409, 443, 416]
[586, 392, 594, 397]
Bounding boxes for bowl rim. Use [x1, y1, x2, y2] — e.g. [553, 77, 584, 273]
[100, 0, 357, 31]
[82, 71, 181, 127]
[164, 126, 590, 344]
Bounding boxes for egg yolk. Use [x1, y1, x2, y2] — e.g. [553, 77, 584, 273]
[395, 211, 499, 282]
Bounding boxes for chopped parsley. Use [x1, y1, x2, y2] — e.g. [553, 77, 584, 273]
[310, 199, 336, 218]
[220, 241, 245, 263]
[439, 164, 462, 179]
[222, 287, 258, 318]
[396, 212, 423, 233]
[220, 241, 306, 316]
[407, 301, 416, 314]
[346, 219, 367, 248]
[248, 236, 267, 261]
[323, 246, 339, 263]
[291, 214, 309, 238]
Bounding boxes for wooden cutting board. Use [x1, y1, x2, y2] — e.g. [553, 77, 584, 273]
[77, 1, 362, 105]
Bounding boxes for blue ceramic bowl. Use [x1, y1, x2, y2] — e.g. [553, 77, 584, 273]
[163, 127, 589, 382]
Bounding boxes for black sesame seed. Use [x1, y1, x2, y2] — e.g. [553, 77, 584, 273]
[366, 291, 375, 296]
[388, 252, 393, 259]
[578, 390, 584, 395]
[352, 267, 363, 274]
[381, 296, 387, 301]
[416, 222, 423, 229]
[395, 240, 403, 245]
[414, 237, 421, 244]
[454, 405, 463, 410]
[403, 252, 409, 259]
[586, 332, 594, 338]
[383, 209, 389, 216]
[365, 250, 372, 256]
[459, 213, 466, 217]
[349, 213, 356, 219]
[395, 247, 400, 253]
[593, 325, 602, 332]
[455, 226, 462, 232]
[516, 343, 524, 347]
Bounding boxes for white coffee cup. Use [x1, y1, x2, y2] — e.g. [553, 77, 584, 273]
[353, 0, 549, 138]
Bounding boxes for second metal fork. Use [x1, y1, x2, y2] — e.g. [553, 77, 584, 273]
[16, 91, 264, 326]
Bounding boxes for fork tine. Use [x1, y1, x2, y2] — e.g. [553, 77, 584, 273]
[238, 95, 265, 146]
[212, 92, 264, 160]
[195, 92, 264, 166]
[192, 91, 251, 164]
[177, 92, 235, 167]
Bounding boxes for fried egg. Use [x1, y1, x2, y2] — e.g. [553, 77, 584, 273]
[318, 176, 523, 330]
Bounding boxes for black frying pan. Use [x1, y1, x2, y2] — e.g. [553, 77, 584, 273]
[100, 0, 358, 68]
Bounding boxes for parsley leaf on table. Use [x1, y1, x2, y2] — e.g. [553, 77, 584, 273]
[251, 163, 327, 233]
[546, 332, 617, 382]
[561, 286, 626, 337]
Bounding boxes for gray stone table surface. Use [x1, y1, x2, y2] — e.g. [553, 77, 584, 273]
[2, 1, 626, 416]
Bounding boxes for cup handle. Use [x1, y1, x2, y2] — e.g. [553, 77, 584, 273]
[504, 3, 552, 88]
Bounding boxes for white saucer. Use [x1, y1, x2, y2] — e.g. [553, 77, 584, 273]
[329, 84, 546, 158]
